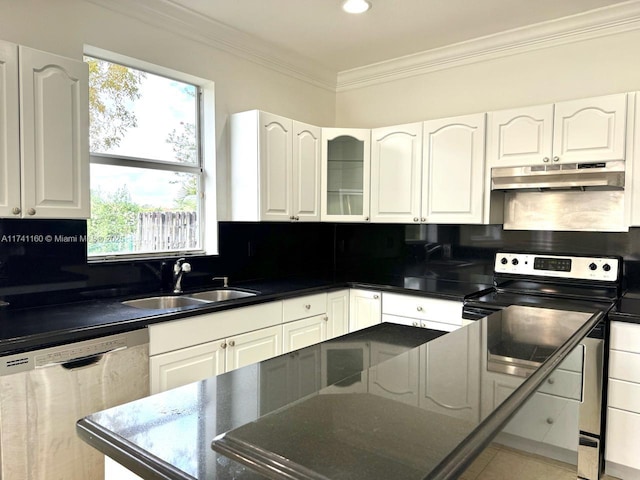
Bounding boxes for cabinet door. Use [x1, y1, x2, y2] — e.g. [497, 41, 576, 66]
[487, 104, 554, 168]
[419, 323, 480, 422]
[349, 289, 381, 332]
[149, 341, 225, 394]
[19, 46, 89, 219]
[553, 93, 626, 164]
[226, 325, 282, 372]
[321, 128, 371, 222]
[0, 40, 20, 218]
[422, 113, 486, 224]
[283, 314, 328, 353]
[369, 341, 419, 406]
[292, 121, 321, 221]
[606, 408, 640, 470]
[370, 122, 422, 223]
[259, 111, 292, 221]
[327, 289, 349, 339]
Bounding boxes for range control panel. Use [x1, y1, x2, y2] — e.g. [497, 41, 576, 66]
[494, 252, 620, 282]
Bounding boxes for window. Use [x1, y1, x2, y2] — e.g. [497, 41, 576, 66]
[85, 54, 210, 259]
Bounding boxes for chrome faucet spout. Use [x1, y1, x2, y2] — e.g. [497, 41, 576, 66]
[173, 258, 191, 294]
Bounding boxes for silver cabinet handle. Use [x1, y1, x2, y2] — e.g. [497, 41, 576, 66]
[373, 295, 379, 299]
[221, 342, 227, 349]
[547, 377, 555, 385]
[553, 156, 560, 162]
[305, 304, 311, 310]
[27, 208, 36, 216]
[290, 216, 295, 220]
[413, 217, 419, 222]
[543, 157, 550, 163]
[420, 217, 426, 222]
[546, 417, 554, 425]
[417, 306, 423, 312]
[323, 316, 329, 322]
[412, 321, 419, 327]
[365, 217, 370, 222]
[12, 207, 20, 215]
[228, 340, 236, 347]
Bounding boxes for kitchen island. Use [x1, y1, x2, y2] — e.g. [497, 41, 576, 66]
[77, 305, 604, 480]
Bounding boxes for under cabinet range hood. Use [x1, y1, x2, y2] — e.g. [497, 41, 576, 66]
[491, 160, 625, 191]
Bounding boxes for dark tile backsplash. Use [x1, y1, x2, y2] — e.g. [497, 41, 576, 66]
[3, 218, 640, 309]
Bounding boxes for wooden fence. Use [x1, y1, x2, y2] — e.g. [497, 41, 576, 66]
[136, 211, 198, 251]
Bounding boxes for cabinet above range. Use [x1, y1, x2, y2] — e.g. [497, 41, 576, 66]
[0, 39, 89, 219]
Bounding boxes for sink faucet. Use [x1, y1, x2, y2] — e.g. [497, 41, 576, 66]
[173, 258, 191, 294]
[212, 276, 229, 288]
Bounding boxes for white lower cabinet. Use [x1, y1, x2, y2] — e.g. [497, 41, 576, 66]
[225, 326, 282, 372]
[327, 289, 350, 338]
[349, 289, 381, 332]
[283, 314, 328, 353]
[606, 321, 640, 478]
[382, 292, 463, 332]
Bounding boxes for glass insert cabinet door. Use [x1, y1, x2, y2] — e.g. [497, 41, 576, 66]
[321, 128, 371, 222]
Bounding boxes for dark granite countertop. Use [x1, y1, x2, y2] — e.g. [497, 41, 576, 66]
[610, 290, 640, 325]
[77, 306, 604, 480]
[0, 274, 492, 355]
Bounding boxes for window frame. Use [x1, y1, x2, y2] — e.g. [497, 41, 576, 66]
[84, 48, 217, 262]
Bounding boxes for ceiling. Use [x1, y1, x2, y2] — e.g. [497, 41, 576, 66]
[168, 0, 632, 73]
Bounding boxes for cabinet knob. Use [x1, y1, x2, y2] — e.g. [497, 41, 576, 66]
[413, 217, 419, 222]
[323, 316, 329, 322]
[412, 321, 419, 327]
[221, 342, 227, 349]
[290, 216, 295, 220]
[417, 306, 423, 312]
[553, 156, 560, 162]
[305, 304, 311, 310]
[543, 157, 550, 163]
[295, 216, 300, 221]
[365, 217, 370, 222]
[373, 295, 379, 299]
[27, 208, 36, 216]
[546, 417, 554, 425]
[547, 377, 555, 385]
[228, 340, 236, 347]
[11, 207, 21, 215]
[420, 217, 426, 222]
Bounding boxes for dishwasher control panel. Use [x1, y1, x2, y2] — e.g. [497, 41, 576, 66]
[0, 329, 148, 376]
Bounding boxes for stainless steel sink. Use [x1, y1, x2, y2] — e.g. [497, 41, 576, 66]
[186, 289, 257, 302]
[122, 296, 212, 310]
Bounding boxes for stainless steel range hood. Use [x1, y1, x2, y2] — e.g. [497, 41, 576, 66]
[491, 160, 625, 191]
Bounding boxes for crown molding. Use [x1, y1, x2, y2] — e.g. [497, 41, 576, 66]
[336, 0, 640, 92]
[86, 0, 337, 91]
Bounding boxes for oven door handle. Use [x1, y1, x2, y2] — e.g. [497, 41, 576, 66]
[462, 305, 501, 321]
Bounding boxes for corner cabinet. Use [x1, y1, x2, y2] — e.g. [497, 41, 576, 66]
[422, 113, 486, 224]
[0, 40, 89, 219]
[349, 289, 381, 332]
[487, 93, 627, 168]
[230, 110, 321, 222]
[321, 128, 371, 222]
[370, 122, 423, 223]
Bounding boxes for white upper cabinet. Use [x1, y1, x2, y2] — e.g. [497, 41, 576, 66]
[0, 41, 89, 218]
[321, 128, 371, 222]
[488, 93, 627, 168]
[370, 122, 422, 223]
[422, 113, 486, 224]
[0, 40, 20, 217]
[231, 110, 321, 222]
[552, 94, 627, 164]
[487, 104, 553, 168]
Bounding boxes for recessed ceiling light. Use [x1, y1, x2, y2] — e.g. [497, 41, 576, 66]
[342, 0, 371, 14]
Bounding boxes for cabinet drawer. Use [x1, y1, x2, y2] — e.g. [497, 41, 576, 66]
[382, 293, 462, 326]
[608, 379, 640, 413]
[149, 302, 283, 355]
[610, 321, 640, 353]
[282, 293, 327, 323]
[606, 408, 640, 469]
[537, 369, 582, 401]
[609, 349, 640, 383]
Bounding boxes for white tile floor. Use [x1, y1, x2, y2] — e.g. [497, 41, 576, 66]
[460, 444, 621, 480]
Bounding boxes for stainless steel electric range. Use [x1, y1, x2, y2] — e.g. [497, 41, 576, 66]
[462, 252, 623, 480]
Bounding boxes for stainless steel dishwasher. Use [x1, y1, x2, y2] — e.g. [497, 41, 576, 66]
[0, 328, 149, 480]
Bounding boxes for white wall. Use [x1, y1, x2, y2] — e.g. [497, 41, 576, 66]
[335, 29, 640, 127]
[0, 0, 336, 220]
